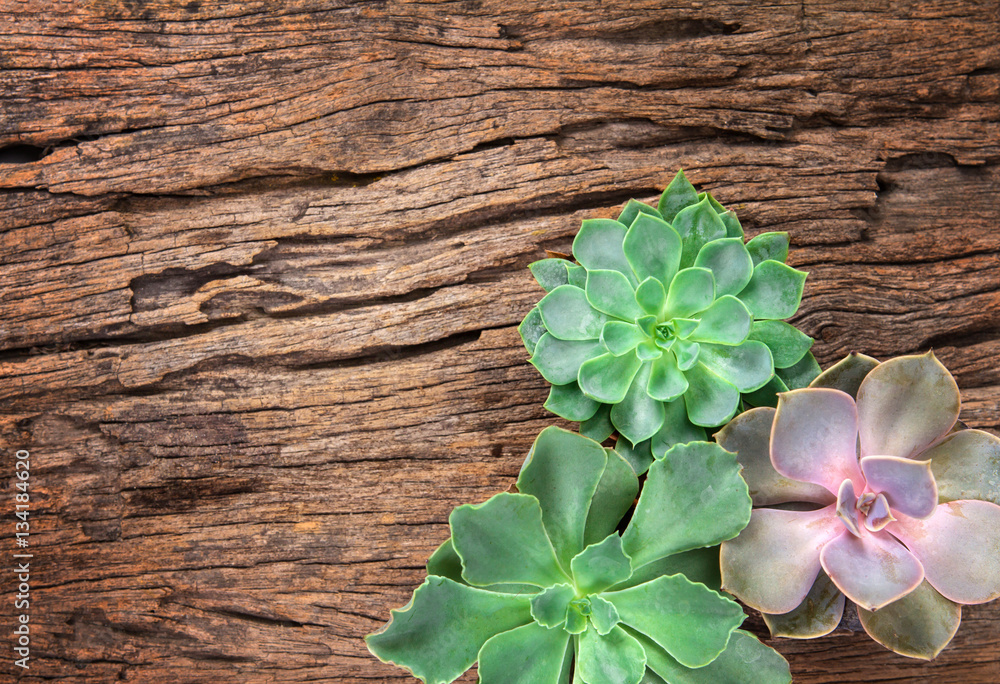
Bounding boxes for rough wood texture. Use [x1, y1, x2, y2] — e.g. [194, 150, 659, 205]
[1, 1, 998, 681]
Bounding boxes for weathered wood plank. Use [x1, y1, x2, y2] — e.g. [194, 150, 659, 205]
[2, 0, 999, 681]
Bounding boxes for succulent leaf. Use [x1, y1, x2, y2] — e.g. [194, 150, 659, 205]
[672, 197, 728, 269]
[635, 276, 668, 315]
[478, 621, 572, 684]
[601, 321, 646, 356]
[573, 219, 635, 285]
[571, 534, 634, 595]
[856, 581, 961, 660]
[649, 401, 708, 457]
[545, 382, 601, 422]
[698, 340, 774, 393]
[587, 269, 645, 320]
[666, 267, 715, 319]
[638, 629, 792, 684]
[426, 538, 465, 584]
[451, 493, 570, 588]
[611, 363, 667, 443]
[715, 407, 834, 506]
[856, 351, 960, 459]
[737, 260, 807, 320]
[647, 353, 688, 402]
[530, 334, 603, 385]
[577, 626, 647, 684]
[517, 425, 611, 568]
[923, 429, 1000, 505]
[530, 584, 577, 628]
[602, 573, 744, 668]
[588, 595, 622, 636]
[747, 320, 813, 369]
[518, 307, 546, 355]
[365, 576, 532, 684]
[681, 362, 740, 427]
[688, 295, 752, 346]
[583, 447, 639, 547]
[775, 350, 822, 389]
[808, 351, 879, 397]
[614, 547, 722, 593]
[579, 350, 643, 403]
[530, 258, 573, 292]
[694, 237, 754, 297]
[762, 572, 845, 639]
[859, 456, 937, 519]
[623, 442, 751, 569]
[720, 506, 843, 614]
[771, 388, 864, 495]
[657, 169, 699, 223]
[745, 232, 790, 266]
[580, 404, 614, 442]
[538, 285, 609, 340]
[888, 500, 1000, 604]
[618, 198, 664, 228]
[623, 213, 682, 285]
[819, 528, 925, 611]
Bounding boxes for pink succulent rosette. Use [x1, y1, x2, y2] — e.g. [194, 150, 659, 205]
[719, 352, 1000, 659]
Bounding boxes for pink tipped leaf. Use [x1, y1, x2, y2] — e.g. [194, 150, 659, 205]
[820, 528, 924, 611]
[860, 456, 937, 519]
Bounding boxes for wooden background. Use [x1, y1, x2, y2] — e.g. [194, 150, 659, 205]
[1, 1, 998, 682]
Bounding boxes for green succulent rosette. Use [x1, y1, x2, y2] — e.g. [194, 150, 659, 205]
[366, 427, 791, 684]
[519, 171, 818, 472]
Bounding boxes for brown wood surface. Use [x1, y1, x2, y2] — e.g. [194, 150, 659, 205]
[1, 1, 999, 682]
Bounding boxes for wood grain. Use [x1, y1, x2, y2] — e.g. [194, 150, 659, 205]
[1, 0, 998, 681]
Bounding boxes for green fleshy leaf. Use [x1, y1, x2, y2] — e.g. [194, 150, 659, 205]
[737, 260, 807, 320]
[746, 232, 790, 265]
[623, 441, 751, 569]
[698, 340, 774, 393]
[584, 448, 639, 546]
[611, 362, 666, 444]
[741, 374, 789, 408]
[857, 581, 961, 660]
[567, 263, 588, 288]
[636, 314, 658, 337]
[545, 382, 601, 422]
[565, 607, 588, 635]
[647, 353, 688, 401]
[581, 404, 614, 442]
[673, 340, 702, 371]
[776, 350, 821, 389]
[748, 320, 814, 369]
[671, 197, 728, 269]
[572, 534, 633, 595]
[538, 285, 610, 340]
[614, 436, 655, 476]
[808, 352, 879, 398]
[451, 493, 569, 588]
[573, 219, 636, 285]
[588, 595, 622, 636]
[618, 198, 663, 228]
[601, 321, 647, 356]
[531, 334, 603, 385]
[517, 426, 610, 569]
[635, 276, 668, 316]
[636, 340, 663, 361]
[519, 307, 546, 355]
[601, 574, 744, 668]
[682, 362, 740, 427]
[530, 258, 573, 292]
[720, 211, 743, 239]
[579, 350, 643, 404]
[762, 572, 844, 639]
[671, 318, 699, 339]
[650, 400, 708, 457]
[694, 238, 754, 297]
[923, 429, 1000, 505]
[623, 213, 683, 285]
[427, 537, 464, 584]
[638, 629, 791, 684]
[366, 576, 532, 684]
[613, 547, 722, 592]
[577, 626, 647, 684]
[530, 584, 576, 628]
[478, 621, 572, 684]
[689, 295, 752, 345]
[666, 267, 715, 319]
[587, 269, 645, 320]
[658, 169, 700, 223]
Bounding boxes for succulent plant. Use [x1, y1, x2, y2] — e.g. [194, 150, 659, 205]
[718, 351, 1000, 659]
[518, 170, 817, 471]
[366, 426, 791, 683]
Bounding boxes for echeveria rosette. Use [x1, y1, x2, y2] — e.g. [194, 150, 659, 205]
[366, 426, 791, 684]
[518, 170, 816, 474]
[718, 352, 1000, 659]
